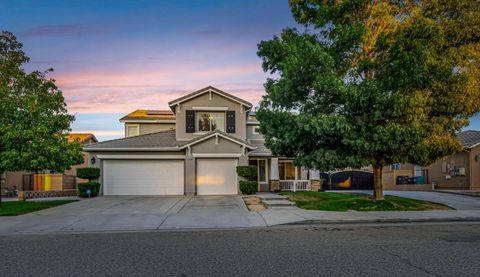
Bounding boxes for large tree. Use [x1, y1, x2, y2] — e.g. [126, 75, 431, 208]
[257, 0, 480, 200]
[0, 31, 83, 204]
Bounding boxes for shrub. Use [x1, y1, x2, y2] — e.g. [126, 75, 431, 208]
[77, 182, 100, 198]
[76, 167, 101, 181]
[236, 165, 257, 181]
[239, 180, 258, 195]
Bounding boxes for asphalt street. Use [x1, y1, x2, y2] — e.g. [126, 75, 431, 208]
[1, 223, 480, 276]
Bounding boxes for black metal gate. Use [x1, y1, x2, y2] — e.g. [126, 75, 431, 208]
[321, 170, 374, 190]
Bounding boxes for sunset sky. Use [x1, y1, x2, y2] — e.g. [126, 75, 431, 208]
[2, 0, 479, 141]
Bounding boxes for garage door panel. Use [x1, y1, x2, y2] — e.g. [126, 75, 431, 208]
[103, 160, 184, 195]
[197, 159, 237, 195]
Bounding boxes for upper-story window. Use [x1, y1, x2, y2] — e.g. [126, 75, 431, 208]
[126, 125, 139, 137]
[252, 126, 261, 135]
[391, 163, 401, 170]
[197, 112, 225, 132]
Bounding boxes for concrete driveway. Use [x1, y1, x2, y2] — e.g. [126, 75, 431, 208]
[0, 196, 266, 235]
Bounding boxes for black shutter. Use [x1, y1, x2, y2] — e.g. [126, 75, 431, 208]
[226, 111, 235, 133]
[186, 110, 195, 133]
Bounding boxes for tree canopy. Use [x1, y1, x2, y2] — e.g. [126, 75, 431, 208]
[0, 31, 83, 173]
[256, 0, 480, 199]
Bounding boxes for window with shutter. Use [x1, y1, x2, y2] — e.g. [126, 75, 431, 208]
[226, 111, 235, 133]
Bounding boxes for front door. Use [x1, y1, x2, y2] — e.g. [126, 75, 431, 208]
[249, 159, 268, 192]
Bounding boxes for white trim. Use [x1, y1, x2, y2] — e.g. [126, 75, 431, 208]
[169, 88, 252, 109]
[192, 106, 229, 111]
[126, 124, 140, 137]
[247, 121, 260, 125]
[467, 143, 480, 149]
[192, 153, 242, 158]
[97, 155, 186, 159]
[181, 132, 256, 150]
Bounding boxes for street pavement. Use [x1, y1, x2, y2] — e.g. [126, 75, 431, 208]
[1, 222, 479, 276]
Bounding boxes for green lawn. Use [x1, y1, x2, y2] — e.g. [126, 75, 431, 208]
[0, 200, 77, 216]
[279, 191, 452, 211]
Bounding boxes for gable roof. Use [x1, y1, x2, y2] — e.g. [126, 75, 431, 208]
[182, 130, 256, 150]
[458, 130, 480, 148]
[83, 130, 184, 151]
[84, 129, 255, 152]
[67, 133, 98, 144]
[168, 86, 252, 112]
[120, 110, 175, 122]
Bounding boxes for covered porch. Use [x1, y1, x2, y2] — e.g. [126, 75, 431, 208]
[248, 157, 321, 192]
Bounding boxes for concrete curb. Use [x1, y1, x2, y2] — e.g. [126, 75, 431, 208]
[281, 216, 480, 226]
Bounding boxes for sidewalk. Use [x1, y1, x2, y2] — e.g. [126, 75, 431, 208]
[436, 189, 480, 198]
[258, 206, 480, 226]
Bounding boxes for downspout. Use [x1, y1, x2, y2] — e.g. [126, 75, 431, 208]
[469, 149, 473, 190]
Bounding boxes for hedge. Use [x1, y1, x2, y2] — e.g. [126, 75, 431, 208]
[77, 182, 101, 198]
[239, 180, 258, 195]
[76, 167, 101, 181]
[236, 165, 257, 181]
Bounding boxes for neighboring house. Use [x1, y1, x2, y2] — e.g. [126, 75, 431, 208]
[380, 130, 480, 191]
[427, 130, 480, 190]
[0, 133, 97, 195]
[381, 163, 429, 191]
[64, 133, 98, 188]
[84, 86, 322, 196]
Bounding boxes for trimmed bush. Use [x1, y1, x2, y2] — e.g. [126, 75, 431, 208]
[236, 165, 257, 181]
[239, 180, 258, 195]
[77, 182, 100, 198]
[76, 167, 101, 181]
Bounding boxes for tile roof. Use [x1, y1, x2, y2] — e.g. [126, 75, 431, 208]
[84, 130, 185, 151]
[67, 133, 98, 144]
[247, 140, 272, 156]
[120, 110, 175, 121]
[458, 130, 480, 148]
[84, 130, 255, 151]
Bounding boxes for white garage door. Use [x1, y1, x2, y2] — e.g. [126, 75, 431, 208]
[103, 160, 184, 195]
[196, 159, 238, 195]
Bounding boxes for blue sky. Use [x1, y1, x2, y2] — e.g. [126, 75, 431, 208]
[1, 0, 479, 140]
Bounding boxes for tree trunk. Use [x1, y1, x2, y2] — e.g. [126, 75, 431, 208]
[373, 164, 384, 201]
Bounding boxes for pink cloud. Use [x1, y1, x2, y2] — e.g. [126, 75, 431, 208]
[53, 62, 267, 113]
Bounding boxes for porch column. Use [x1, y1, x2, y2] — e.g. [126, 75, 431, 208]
[301, 167, 309, 180]
[269, 158, 279, 192]
[309, 169, 321, 191]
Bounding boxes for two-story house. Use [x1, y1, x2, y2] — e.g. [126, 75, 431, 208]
[84, 86, 321, 196]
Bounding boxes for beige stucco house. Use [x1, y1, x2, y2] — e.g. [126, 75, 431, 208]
[427, 130, 480, 190]
[380, 130, 480, 191]
[84, 86, 321, 196]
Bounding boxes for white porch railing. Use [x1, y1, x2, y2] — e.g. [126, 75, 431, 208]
[279, 180, 310, 192]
